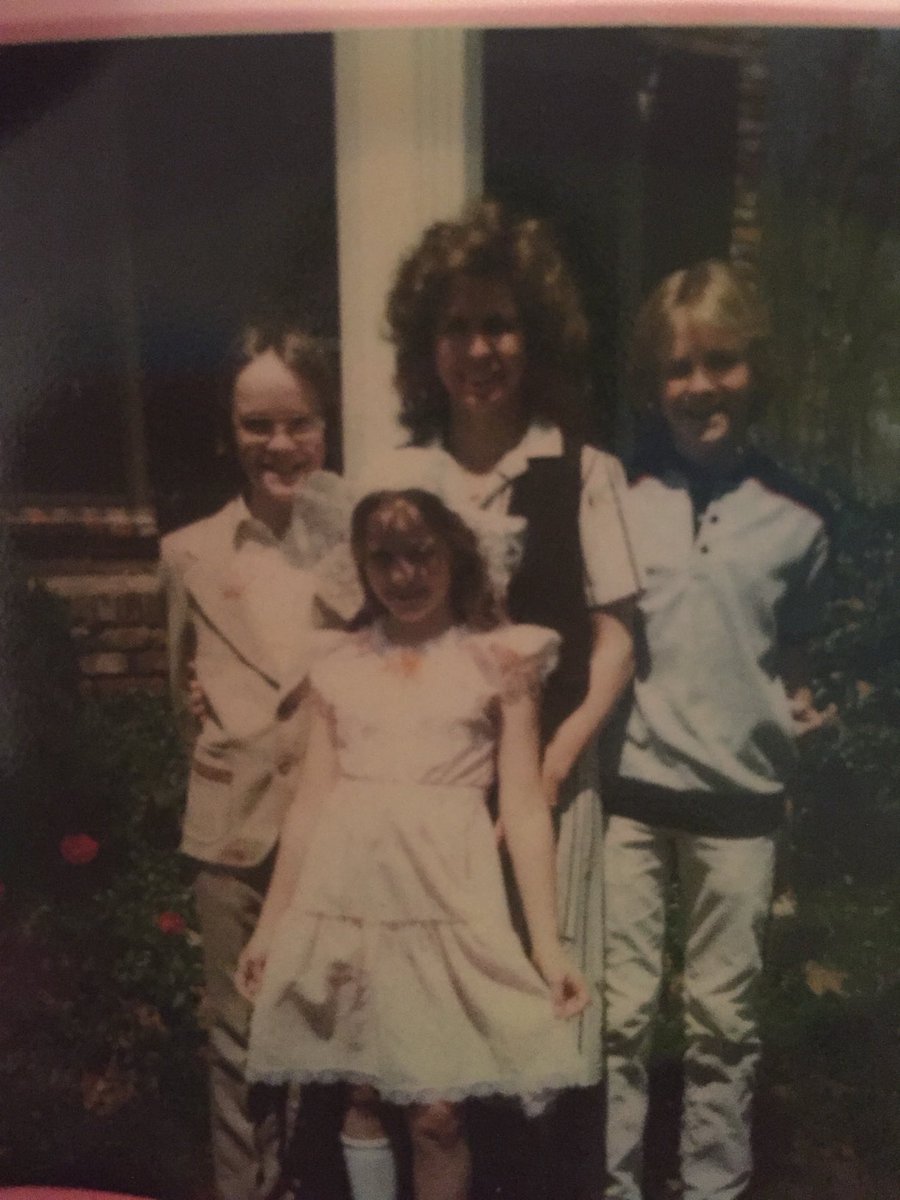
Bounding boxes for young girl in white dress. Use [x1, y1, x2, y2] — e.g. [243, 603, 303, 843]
[236, 488, 590, 1200]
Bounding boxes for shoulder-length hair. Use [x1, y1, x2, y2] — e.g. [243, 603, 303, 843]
[349, 489, 501, 632]
[627, 258, 776, 422]
[386, 199, 591, 445]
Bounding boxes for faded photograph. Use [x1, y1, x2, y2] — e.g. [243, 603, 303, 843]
[1, 26, 898, 1200]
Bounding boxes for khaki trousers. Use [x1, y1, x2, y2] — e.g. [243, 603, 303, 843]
[603, 816, 775, 1200]
[194, 859, 287, 1200]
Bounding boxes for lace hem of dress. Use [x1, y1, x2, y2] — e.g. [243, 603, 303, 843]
[291, 907, 469, 928]
[246, 1067, 588, 1114]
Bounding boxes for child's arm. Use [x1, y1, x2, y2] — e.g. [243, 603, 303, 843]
[235, 705, 338, 1001]
[497, 681, 589, 1019]
[541, 599, 635, 806]
[159, 546, 200, 743]
[779, 642, 838, 736]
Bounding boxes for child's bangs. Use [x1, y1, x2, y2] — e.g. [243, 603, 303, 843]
[677, 262, 770, 346]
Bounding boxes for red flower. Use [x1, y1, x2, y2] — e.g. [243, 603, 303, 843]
[155, 910, 187, 935]
[59, 833, 99, 865]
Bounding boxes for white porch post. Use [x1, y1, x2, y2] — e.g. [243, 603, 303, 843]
[334, 28, 483, 476]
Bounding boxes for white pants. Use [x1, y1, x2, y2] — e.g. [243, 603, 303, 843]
[603, 816, 775, 1200]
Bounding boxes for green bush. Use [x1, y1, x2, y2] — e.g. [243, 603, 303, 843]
[793, 487, 900, 885]
[0, 561, 207, 1195]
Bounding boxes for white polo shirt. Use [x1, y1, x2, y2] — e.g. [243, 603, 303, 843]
[616, 451, 830, 812]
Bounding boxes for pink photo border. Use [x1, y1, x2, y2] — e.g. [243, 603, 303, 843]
[1, 8, 896, 1199]
[2, 0, 900, 47]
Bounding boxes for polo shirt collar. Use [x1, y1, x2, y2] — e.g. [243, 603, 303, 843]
[233, 494, 279, 547]
[632, 430, 759, 491]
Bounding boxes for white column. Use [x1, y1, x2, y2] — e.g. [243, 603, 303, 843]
[334, 28, 483, 476]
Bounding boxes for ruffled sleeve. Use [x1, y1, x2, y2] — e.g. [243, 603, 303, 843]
[306, 629, 355, 726]
[277, 626, 349, 716]
[308, 627, 350, 666]
[469, 624, 561, 703]
[312, 541, 364, 624]
[291, 469, 353, 562]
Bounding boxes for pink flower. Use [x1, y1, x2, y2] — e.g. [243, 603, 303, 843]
[59, 833, 99, 865]
[155, 910, 187, 935]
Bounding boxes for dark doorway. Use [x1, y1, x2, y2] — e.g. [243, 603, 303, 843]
[483, 28, 739, 451]
[642, 45, 739, 287]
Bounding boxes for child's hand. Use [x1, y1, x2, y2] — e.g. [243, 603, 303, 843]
[532, 943, 590, 1019]
[235, 935, 269, 1003]
[186, 664, 212, 723]
[789, 688, 838, 737]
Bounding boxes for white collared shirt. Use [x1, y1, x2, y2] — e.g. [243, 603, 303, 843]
[229, 496, 320, 676]
[357, 422, 639, 607]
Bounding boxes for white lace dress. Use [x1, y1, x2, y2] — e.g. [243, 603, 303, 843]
[355, 425, 641, 1078]
[245, 622, 591, 1104]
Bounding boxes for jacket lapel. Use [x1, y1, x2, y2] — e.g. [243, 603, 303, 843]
[181, 503, 281, 688]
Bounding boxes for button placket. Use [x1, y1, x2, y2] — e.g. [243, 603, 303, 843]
[696, 504, 718, 556]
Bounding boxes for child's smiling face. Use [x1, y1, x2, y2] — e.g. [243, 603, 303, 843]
[232, 348, 326, 515]
[660, 312, 754, 471]
[362, 499, 454, 640]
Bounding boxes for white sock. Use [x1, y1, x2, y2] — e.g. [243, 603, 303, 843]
[340, 1132, 398, 1200]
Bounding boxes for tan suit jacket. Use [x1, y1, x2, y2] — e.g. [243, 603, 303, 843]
[160, 474, 356, 868]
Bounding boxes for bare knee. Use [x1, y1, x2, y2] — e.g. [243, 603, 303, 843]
[343, 1084, 386, 1139]
[408, 1101, 465, 1153]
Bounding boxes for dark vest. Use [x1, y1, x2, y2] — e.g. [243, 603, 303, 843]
[506, 440, 592, 742]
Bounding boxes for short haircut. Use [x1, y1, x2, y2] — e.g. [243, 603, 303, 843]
[628, 259, 775, 420]
[220, 321, 341, 470]
[386, 198, 590, 445]
[350, 489, 501, 632]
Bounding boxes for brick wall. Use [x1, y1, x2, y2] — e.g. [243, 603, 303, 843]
[4, 505, 168, 697]
[731, 31, 769, 265]
[643, 27, 769, 266]
[51, 571, 167, 697]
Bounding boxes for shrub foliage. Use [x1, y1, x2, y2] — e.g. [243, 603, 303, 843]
[0, 564, 207, 1197]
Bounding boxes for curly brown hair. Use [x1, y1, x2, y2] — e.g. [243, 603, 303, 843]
[350, 489, 502, 632]
[627, 259, 776, 421]
[385, 199, 591, 445]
